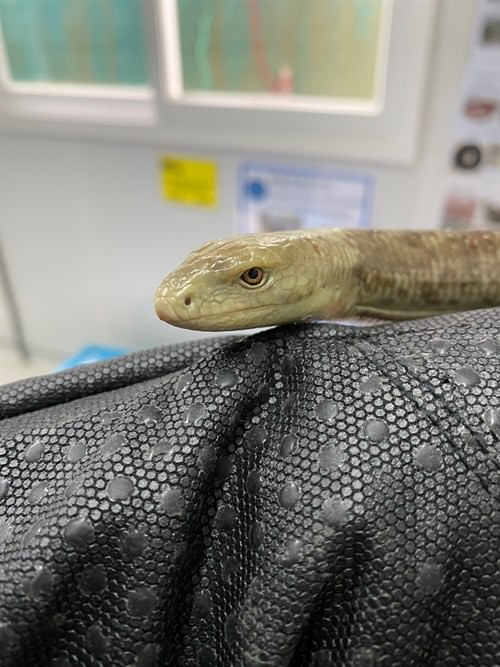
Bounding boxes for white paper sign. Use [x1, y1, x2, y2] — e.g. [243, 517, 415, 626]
[237, 162, 374, 233]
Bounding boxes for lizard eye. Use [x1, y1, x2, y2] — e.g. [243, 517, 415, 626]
[240, 267, 264, 287]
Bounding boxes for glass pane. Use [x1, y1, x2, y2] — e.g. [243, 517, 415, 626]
[0, 0, 149, 85]
[177, 0, 385, 99]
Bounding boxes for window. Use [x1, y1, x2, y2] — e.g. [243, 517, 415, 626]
[0, 0, 154, 125]
[160, 0, 437, 162]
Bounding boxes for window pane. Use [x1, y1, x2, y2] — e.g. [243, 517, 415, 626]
[0, 0, 149, 85]
[177, 0, 385, 99]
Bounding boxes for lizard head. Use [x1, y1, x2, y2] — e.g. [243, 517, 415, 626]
[154, 231, 336, 331]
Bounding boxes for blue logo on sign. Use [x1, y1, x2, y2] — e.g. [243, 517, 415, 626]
[245, 180, 267, 201]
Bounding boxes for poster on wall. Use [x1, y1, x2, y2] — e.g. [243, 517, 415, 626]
[441, 0, 500, 230]
[237, 162, 374, 234]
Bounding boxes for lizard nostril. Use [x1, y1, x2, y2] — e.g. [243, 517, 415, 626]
[184, 296, 191, 307]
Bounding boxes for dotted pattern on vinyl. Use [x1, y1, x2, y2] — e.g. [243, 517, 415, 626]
[0, 308, 499, 667]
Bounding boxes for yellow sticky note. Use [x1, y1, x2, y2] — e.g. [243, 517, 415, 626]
[161, 155, 217, 207]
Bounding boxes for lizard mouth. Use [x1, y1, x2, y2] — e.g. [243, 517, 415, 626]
[155, 298, 302, 331]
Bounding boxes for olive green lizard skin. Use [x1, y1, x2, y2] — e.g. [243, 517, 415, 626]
[155, 229, 500, 331]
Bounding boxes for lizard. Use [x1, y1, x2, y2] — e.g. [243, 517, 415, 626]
[155, 229, 500, 331]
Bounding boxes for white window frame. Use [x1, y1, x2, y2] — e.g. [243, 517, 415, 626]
[0, 0, 438, 164]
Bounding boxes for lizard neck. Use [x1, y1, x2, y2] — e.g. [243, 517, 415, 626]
[303, 229, 360, 319]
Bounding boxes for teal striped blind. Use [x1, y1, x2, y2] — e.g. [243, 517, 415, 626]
[0, 0, 149, 85]
[177, 0, 383, 100]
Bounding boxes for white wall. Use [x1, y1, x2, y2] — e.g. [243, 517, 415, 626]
[0, 0, 475, 358]
[0, 136, 242, 355]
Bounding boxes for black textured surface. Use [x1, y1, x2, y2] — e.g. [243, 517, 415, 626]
[0, 309, 499, 666]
